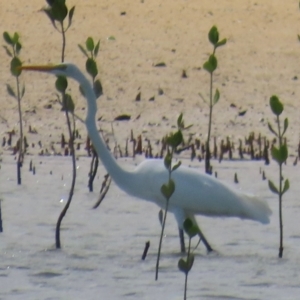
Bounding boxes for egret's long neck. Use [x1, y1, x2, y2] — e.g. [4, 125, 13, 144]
[74, 70, 129, 187]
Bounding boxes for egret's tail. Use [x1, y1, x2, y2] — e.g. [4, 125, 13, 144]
[240, 193, 272, 224]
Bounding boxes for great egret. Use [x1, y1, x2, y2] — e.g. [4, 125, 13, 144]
[20, 63, 272, 252]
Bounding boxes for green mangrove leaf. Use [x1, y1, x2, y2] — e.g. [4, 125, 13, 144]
[86, 58, 98, 79]
[12, 32, 19, 44]
[167, 130, 183, 148]
[178, 258, 189, 274]
[184, 124, 193, 130]
[93, 79, 103, 98]
[94, 40, 100, 57]
[51, 0, 68, 22]
[282, 179, 290, 195]
[86, 37, 94, 52]
[216, 38, 227, 48]
[55, 75, 68, 93]
[282, 118, 288, 136]
[213, 88, 220, 105]
[164, 152, 172, 170]
[203, 54, 217, 73]
[268, 180, 279, 195]
[3, 32, 13, 45]
[15, 42, 22, 55]
[78, 44, 89, 58]
[271, 145, 287, 165]
[67, 6, 75, 28]
[183, 218, 200, 238]
[43, 8, 57, 30]
[10, 56, 22, 77]
[178, 254, 194, 274]
[172, 161, 181, 172]
[267, 122, 278, 137]
[270, 95, 283, 116]
[3, 45, 13, 57]
[208, 26, 219, 45]
[6, 84, 16, 98]
[161, 179, 175, 199]
[62, 93, 75, 113]
[177, 113, 183, 129]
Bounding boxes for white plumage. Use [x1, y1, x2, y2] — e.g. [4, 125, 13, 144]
[21, 63, 272, 252]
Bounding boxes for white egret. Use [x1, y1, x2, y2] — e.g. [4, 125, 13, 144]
[20, 63, 272, 252]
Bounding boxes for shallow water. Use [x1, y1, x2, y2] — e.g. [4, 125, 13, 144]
[0, 155, 300, 299]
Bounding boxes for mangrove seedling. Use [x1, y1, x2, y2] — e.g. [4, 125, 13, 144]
[178, 218, 200, 300]
[200, 26, 227, 174]
[155, 114, 187, 280]
[43, 0, 76, 249]
[3, 31, 25, 184]
[268, 95, 290, 258]
[78, 36, 104, 192]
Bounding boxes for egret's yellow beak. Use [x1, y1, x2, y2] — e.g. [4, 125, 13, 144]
[19, 64, 66, 71]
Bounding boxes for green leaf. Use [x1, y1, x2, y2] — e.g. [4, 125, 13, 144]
[282, 179, 290, 195]
[270, 95, 283, 116]
[268, 180, 279, 194]
[166, 130, 183, 148]
[215, 38, 227, 48]
[178, 254, 194, 274]
[51, 1, 68, 22]
[3, 32, 13, 45]
[161, 179, 175, 199]
[213, 88, 220, 105]
[164, 152, 172, 170]
[67, 6, 75, 28]
[184, 124, 193, 130]
[177, 113, 183, 129]
[93, 79, 103, 98]
[3, 45, 13, 57]
[86, 37, 94, 52]
[203, 54, 217, 73]
[10, 56, 22, 77]
[172, 161, 181, 172]
[271, 145, 287, 165]
[78, 44, 89, 58]
[94, 40, 100, 57]
[282, 118, 288, 136]
[43, 8, 57, 30]
[267, 122, 278, 137]
[62, 93, 75, 112]
[55, 75, 68, 93]
[86, 58, 98, 79]
[208, 26, 219, 45]
[6, 84, 16, 98]
[183, 218, 199, 238]
[298, 34, 300, 42]
[12, 32, 19, 44]
[107, 35, 116, 41]
[15, 42, 22, 55]
[178, 258, 189, 274]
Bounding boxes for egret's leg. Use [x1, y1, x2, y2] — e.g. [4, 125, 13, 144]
[197, 226, 213, 253]
[188, 214, 213, 253]
[178, 227, 186, 253]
